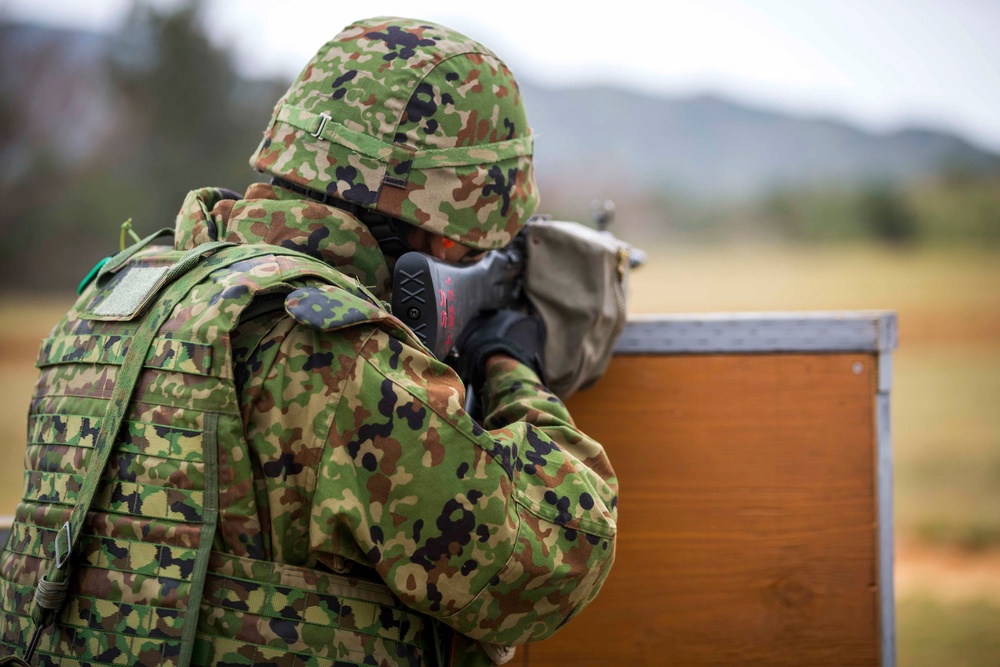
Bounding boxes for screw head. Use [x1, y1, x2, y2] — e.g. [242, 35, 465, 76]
[407, 307, 420, 320]
[852, 362, 864, 374]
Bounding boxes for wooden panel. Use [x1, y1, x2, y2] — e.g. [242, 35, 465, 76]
[524, 353, 880, 667]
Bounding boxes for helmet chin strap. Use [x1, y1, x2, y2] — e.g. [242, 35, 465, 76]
[269, 176, 417, 258]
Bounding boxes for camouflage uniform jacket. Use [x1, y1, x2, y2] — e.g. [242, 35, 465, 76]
[0, 181, 616, 666]
[182, 183, 619, 659]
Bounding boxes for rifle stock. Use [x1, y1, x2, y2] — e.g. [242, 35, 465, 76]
[391, 211, 643, 369]
[392, 248, 523, 359]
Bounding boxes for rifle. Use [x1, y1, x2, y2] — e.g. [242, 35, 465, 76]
[392, 232, 526, 360]
[391, 202, 644, 363]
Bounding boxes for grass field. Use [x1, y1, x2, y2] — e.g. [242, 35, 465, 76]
[1, 244, 998, 664]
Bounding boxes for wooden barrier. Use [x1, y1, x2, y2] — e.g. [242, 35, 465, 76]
[524, 312, 897, 667]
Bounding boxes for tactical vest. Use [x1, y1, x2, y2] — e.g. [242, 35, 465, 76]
[0, 237, 451, 666]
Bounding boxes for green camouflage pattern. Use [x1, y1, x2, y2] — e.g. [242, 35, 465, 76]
[249, 16, 538, 251]
[174, 183, 393, 297]
[1, 183, 617, 665]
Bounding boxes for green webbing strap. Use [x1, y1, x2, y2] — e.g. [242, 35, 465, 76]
[277, 103, 535, 167]
[177, 411, 218, 667]
[21, 241, 291, 664]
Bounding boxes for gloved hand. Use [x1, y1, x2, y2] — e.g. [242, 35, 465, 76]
[451, 310, 547, 396]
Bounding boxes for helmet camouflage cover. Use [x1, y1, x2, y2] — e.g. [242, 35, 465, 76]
[250, 16, 538, 251]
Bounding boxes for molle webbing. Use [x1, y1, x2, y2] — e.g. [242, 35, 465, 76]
[19, 241, 248, 664]
[0, 241, 442, 666]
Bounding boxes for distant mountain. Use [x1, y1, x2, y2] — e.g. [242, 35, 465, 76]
[522, 83, 1000, 198]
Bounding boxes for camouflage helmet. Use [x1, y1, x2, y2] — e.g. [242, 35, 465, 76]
[250, 17, 538, 251]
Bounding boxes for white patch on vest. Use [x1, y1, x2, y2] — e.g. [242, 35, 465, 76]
[92, 265, 172, 317]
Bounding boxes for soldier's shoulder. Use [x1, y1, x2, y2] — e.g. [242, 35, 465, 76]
[284, 276, 434, 361]
[284, 284, 389, 333]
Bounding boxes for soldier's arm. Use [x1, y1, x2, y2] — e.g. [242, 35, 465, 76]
[312, 327, 618, 646]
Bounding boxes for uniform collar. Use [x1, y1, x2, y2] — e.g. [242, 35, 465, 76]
[173, 182, 392, 299]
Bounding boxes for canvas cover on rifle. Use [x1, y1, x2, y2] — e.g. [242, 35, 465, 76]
[524, 219, 633, 399]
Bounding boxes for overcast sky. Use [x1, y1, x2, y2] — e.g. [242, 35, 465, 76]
[4, 0, 1000, 150]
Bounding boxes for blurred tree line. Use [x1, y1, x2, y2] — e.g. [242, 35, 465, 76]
[750, 169, 1000, 247]
[0, 1, 998, 293]
[0, 1, 284, 291]
[542, 170, 1000, 250]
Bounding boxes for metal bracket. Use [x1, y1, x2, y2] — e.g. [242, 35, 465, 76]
[311, 111, 332, 139]
[54, 521, 72, 570]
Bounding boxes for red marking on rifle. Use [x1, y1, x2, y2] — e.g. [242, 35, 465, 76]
[439, 288, 448, 328]
[447, 289, 455, 328]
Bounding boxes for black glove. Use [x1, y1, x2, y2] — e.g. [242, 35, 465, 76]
[451, 310, 547, 396]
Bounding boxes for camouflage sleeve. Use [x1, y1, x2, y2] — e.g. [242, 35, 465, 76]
[313, 328, 618, 646]
[479, 354, 602, 442]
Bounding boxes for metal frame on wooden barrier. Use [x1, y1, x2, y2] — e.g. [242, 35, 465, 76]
[617, 311, 897, 355]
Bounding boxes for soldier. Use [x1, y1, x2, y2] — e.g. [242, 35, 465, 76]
[0, 16, 617, 667]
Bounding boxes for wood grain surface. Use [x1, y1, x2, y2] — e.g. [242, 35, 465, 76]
[522, 353, 881, 666]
